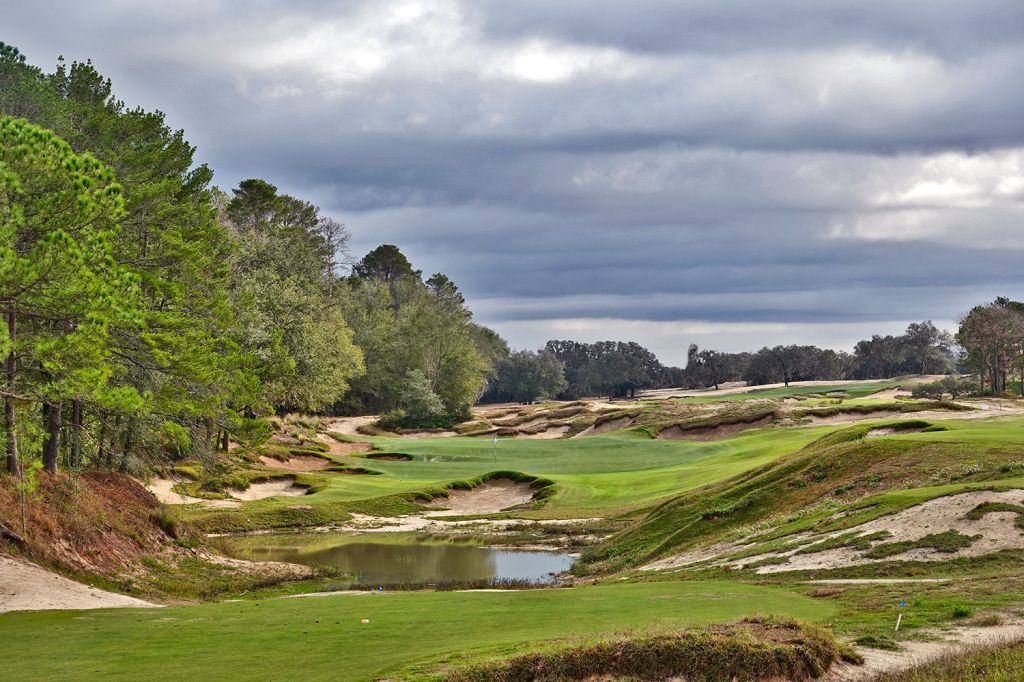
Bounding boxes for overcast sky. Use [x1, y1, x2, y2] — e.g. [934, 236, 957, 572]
[7, 1, 1024, 365]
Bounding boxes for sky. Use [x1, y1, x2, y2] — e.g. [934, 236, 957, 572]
[6, 1, 1024, 365]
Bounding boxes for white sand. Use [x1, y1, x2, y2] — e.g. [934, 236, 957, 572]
[0, 554, 157, 613]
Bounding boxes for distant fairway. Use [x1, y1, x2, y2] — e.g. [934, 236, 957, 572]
[0, 581, 835, 681]
[196, 426, 834, 522]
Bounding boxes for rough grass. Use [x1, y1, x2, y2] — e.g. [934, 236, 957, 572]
[965, 501, 1024, 529]
[441, 617, 844, 682]
[864, 529, 980, 558]
[795, 530, 892, 555]
[880, 640, 1024, 681]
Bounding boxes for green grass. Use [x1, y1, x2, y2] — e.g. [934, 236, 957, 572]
[865, 529, 980, 558]
[185, 426, 833, 532]
[0, 581, 834, 681]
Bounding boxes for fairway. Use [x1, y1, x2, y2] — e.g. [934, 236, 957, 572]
[195, 426, 836, 521]
[0, 581, 835, 681]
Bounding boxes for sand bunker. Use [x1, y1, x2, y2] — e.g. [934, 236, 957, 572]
[228, 479, 307, 501]
[573, 416, 634, 438]
[317, 434, 372, 456]
[325, 416, 378, 436]
[865, 426, 925, 438]
[0, 553, 157, 613]
[146, 478, 241, 509]
[657, 415, 773, 441]
[866, 387, 912, 400]
[518, 425, 570, 439]
[259, 455, 330, 471]
[424, 480, 536, 516]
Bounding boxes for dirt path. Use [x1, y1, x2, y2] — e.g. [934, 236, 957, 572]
[823, 620, 1024, 681]
[0, 554, 157, 613]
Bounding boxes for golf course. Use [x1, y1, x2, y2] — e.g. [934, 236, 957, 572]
[6, 379, 1024, 680]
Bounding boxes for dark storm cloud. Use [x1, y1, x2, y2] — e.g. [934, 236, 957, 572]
[475, 1, 1024, 58]
[5, 1, 1024, 363]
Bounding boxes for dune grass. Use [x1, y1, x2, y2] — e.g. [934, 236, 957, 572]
[0, 581, 833, 682]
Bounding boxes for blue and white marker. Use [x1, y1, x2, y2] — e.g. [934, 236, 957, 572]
[895, 598, 906, 631]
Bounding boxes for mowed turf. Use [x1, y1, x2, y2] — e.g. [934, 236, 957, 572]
[276, 426, 833, 516]
[0, 581, 835, 681]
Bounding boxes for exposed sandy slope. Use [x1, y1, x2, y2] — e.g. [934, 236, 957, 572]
[259, 455, 330, 471]
[823, 619, 1024, 681]
[750, 490, 1024, 574]
[645, 489, 1024, 574]
[0, 554, 157, 613]
[423, 480, 536, 516]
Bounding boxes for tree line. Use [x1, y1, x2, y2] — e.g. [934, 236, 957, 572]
[2, 42, 1021, 482]
[0, 44, 495, 475]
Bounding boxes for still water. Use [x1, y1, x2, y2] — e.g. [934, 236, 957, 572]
[216, 533, 575, 585]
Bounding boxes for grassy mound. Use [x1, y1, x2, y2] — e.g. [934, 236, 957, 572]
[577, 419, 1024, 572]
[441, 617, 849, 682]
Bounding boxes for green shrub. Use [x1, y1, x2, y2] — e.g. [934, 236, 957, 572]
[952, 605, 973, 619]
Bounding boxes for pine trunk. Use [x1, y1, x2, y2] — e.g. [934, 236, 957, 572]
[71, 400, 83, 467]
[42, 402, 62, 474]
[4, 302, 18, 476]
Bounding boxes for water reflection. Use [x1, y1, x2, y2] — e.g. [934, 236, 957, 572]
[217, 534, 574, 585]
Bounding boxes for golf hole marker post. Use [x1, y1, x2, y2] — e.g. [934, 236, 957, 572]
[895, 598, 905, 632]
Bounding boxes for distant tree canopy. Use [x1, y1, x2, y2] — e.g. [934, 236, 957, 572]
[543, 340, 668, 398]
[481, 350, 566, 404]
[957, 298, 1024, 396]
[679, 321, 957, 391]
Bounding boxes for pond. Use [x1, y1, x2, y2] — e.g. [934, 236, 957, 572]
[215, 533, 575, 586]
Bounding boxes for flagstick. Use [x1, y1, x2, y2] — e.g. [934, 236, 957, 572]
[895, 613, 903, 631]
